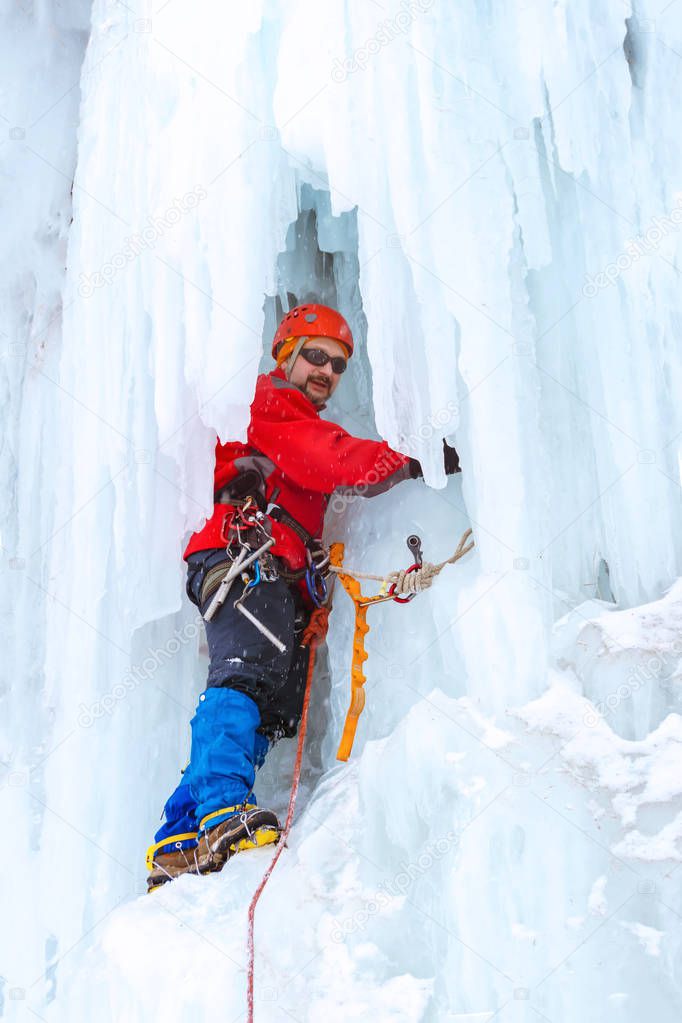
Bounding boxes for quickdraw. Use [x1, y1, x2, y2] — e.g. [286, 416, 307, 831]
[331, 539, 429, 761]
[388, 533, 423, 604]
[329, 528, 474, 761]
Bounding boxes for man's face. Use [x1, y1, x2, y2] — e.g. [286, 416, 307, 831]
[286, 336, 348, 407]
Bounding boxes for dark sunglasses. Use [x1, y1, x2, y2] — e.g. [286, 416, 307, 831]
[299, 347, 347, 374]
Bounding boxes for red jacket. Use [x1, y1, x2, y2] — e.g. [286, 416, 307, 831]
[183, 367, 414, 572]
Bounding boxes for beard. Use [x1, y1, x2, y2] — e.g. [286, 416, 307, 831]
[303, 376, 331, 405]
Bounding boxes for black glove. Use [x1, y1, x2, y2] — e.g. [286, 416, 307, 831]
[408, 443, 460, 478]
[443, 439, 461, 475]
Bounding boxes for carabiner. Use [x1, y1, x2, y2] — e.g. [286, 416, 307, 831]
[246, 559, 261, 591]
[388, 563, 420, 604]
[306, 566, 328, 608]
[389, 533, 424, 604]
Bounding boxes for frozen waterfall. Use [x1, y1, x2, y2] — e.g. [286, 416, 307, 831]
[2, 1, 682, 1020]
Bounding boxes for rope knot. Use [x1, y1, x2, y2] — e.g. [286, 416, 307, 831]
[386, 561, 440, 596]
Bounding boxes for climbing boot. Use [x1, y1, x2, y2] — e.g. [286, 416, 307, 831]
[198, 806, 281, 872]
[146, 835, 201, 892]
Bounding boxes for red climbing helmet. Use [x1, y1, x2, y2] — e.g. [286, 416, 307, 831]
[271, 304, 354, 359]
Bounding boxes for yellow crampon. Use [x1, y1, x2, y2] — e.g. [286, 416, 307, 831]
[198, 804, 280, 855]
[230, 828, 280, 854]
[198, 804, 258, 832]
[145, 831, 198, 871]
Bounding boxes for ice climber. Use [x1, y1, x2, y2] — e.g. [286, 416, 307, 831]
[146, 303, 461, 890]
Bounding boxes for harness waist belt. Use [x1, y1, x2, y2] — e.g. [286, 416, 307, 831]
[267, 504, 316, 549]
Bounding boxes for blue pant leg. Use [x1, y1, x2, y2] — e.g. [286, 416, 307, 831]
[189, 687, 264, 832]
[153, 706, 270, 847]
[154, 775, 199, 848]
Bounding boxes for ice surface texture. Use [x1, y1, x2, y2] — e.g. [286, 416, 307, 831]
[1, 2, 682, 1021]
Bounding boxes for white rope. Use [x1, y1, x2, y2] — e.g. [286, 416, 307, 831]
[386, 561, 442, 596]
[328, 528, 474, 596]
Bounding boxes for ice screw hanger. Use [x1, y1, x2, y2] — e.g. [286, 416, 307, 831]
[329, 528, 474, 761]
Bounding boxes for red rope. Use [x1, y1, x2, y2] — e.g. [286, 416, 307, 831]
[246, 607, 330, 1022]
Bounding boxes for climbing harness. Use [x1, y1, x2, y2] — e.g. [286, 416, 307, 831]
[206, 496, 332, 636]
[203, 496, 278, 633]
[268, 503, 332, 607]
[202, 539, 274, 623]
[329, 527, 474, 761]
[204, 495, 328, 653]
